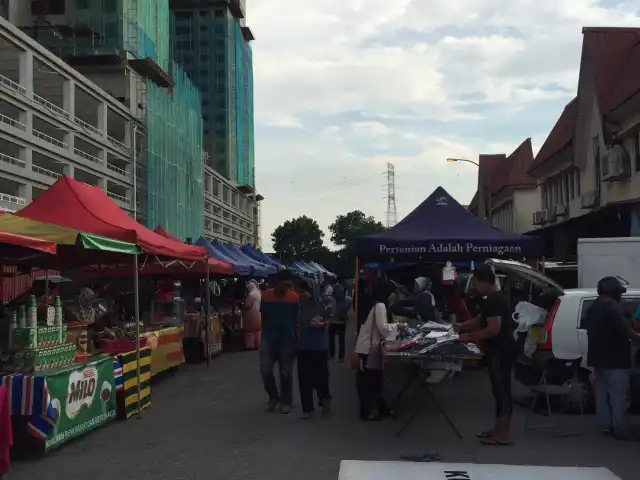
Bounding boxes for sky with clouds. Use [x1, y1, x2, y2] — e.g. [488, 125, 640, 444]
[249, 0, 640, 250]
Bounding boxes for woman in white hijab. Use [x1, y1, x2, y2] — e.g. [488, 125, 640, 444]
[242, 279, 262, 350]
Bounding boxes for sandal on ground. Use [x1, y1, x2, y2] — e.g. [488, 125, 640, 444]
[480, 437, 513, 446]
[301, 412, 313, 420]
[476, 430, 494, 439]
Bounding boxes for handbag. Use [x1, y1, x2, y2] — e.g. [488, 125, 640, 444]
[350, 304, 384, 371]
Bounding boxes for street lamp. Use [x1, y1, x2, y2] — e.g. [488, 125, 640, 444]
[446, 157, 490, 220]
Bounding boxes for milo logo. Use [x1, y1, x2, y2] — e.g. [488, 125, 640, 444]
[66, 367, 98, 419]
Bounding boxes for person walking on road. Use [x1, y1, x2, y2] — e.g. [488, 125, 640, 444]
[259, 271, 299, 414]
[585, 276, 640, 440]
[296, 279, 332, 419]
[457, 265, 515, 445]
[242, 279, 262, 350]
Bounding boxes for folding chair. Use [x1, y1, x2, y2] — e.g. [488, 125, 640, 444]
[524, 358, 586, 436]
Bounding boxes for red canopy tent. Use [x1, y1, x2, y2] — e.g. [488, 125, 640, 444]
[153, 226, 180, 241]
[17, 176, 206, 261]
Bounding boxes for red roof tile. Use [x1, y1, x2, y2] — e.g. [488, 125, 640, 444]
[582, 27, 640, 115]
[491, 138, 536, 195]
[528, 97, 578, 175]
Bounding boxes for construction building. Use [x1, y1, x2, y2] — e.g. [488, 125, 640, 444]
[1, 0, 205, 241]
[0, 14, 138, 218]
[170, 0, 261, 245]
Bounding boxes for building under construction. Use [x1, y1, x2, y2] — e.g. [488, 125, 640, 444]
[6, 0, 204, 241]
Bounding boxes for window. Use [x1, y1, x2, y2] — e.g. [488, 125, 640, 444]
[579, 297, 640, 329]
[104, 0, 117, 13]
[215, 9, 225, 17]
[76, 0, 89, 8]
[32, 0, 64, 15]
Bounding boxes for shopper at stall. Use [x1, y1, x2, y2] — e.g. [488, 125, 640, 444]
[242, 280, 262, 350]
[389, 276, 436, 327]
[260, 271, 299, 414]
[296, 279, 331, 419]
[353, 279, 405, 421]
[355, 268, 377, 332]
[585, 276, 640, 440]
[457, 265, 515, 445]
[329, 280, 348, 362]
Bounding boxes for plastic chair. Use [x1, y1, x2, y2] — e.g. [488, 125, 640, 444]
[524, 358, 586, 436]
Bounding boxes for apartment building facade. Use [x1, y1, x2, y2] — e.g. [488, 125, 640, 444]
[0, 16, 140, 218]
[527, 27, 640, 259]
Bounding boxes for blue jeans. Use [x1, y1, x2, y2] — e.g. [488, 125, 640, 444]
[594, 368, 630, 436]
[260, 337, 295, 405]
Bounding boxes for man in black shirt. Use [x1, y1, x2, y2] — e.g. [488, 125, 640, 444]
[585, 276, 640, 440]
[457, 265, 515, 445]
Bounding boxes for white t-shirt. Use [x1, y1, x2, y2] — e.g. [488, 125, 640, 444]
[354, 303, 398, 355]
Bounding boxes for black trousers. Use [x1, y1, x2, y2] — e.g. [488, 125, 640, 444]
[328, 322, 346, 360]
[356, 362, 390, 419]
[486, 352, 514, 418]
[297, 350, 330, 414]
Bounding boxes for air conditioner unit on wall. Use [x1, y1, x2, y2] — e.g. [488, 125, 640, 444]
[581, 190, 598, 209]
[532, 211, 544, 225]
[603, 145, 632, 182]
[554, 204, 568, 217]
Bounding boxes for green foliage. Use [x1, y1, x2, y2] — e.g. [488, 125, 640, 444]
[329, 210, 385, 250]
[271, 215, 325, 263]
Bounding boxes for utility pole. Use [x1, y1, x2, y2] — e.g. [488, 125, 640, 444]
[385, 163, 397, 228]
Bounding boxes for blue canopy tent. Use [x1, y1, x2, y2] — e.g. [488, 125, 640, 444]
[241, 244, 281, 267]
[224, 243, 277, 277]
[195, 237, 252, 276]
[292, 261, 315, 277]
[309, 261, 336, 278]
[211, 240, 272, 278]
[356, 186, 545, 260]
[287, 263, 307, 277]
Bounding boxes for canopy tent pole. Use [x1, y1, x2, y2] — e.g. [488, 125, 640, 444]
[204, 260, 211, 367]
[354, 257, 360, 332]
[133, 254, 142, 417]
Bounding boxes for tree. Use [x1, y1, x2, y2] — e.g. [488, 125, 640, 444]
[329, 210, 385, 250]
[271, 215, 325, 263]
[328, 211, 386, 277]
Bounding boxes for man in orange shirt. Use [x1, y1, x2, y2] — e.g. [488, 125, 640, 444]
[260, 271, 299, 414]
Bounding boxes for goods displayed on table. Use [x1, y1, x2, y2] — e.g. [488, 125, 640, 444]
[141, 326, 185, 376]
[384, 321, 482, 360]
[1, 296, 77, 372]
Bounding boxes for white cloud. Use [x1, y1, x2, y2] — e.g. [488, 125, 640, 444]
[248, 0, 640, 249]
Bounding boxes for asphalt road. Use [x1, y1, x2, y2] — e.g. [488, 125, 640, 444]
[9, 348, 640, 480]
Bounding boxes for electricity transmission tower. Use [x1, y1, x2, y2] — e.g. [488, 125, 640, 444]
[385, 163, 397, 228]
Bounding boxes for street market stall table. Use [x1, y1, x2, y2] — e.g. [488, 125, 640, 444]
[1, 355, 117, 452]
[141, 326, 185, 376]
[183, 313, 223, 362]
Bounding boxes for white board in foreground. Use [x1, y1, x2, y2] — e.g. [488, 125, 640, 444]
[338, 461, 621, 480]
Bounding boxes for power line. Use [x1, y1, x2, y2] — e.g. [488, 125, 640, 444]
[385, 162, 397, 228]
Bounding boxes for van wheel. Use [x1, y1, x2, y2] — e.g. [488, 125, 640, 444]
[562, 370, 594, 414]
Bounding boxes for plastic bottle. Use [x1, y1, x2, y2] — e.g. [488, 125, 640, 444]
[28, 295, 37, 328]
[55, 296, 63, 325]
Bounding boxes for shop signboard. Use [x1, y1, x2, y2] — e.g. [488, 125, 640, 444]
[338, 461, 621, 480]
[44, 356, 117, 450]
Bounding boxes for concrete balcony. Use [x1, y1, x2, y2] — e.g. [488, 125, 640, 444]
[0, 192, 26, 212]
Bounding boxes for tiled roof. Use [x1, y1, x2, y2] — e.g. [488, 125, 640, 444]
[582, 27, 640, 115]
[527, 98, 578, 175]
[491, 138, 536, 195]
[468, 154, 505, 213]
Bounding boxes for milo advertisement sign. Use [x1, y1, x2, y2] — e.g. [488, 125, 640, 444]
[45, 356, 117, 450]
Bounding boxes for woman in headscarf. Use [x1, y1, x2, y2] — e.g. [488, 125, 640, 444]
[242, 279, 262, 350]
[389, 276, 436, 327]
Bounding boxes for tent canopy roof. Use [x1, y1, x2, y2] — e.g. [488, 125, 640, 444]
[356, 186, 544, 259]
[17, 176, 205, 260]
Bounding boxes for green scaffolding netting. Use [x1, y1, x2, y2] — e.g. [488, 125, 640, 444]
[25, 0, 204, 240]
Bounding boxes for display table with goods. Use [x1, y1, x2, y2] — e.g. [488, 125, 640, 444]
[140, 325, 184, 376]
[0, 295, 118, 451]
[382, 321, 482, 438]
[183, 312, 223, 363]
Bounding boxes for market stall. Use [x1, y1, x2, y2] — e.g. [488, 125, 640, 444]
[354, 186, 546, 436]
[113, 346, 151, 419]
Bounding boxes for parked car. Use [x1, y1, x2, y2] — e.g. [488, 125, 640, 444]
[515, 288, 640, 410]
